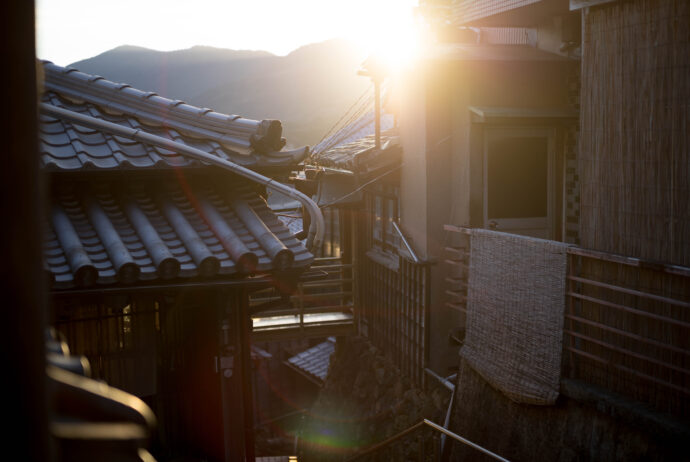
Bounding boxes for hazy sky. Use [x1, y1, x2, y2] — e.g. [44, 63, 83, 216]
[36, 0, 418, 66]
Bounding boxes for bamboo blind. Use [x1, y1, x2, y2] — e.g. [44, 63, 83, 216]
[579, 0, 690, 266]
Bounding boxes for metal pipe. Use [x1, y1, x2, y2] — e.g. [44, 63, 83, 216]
[423, 419, 510, 462]
[425, 368, 455, 391]
[40, 103, 324, 253]
[440, 378, 455, 456]
[374, 78, 381, 149]
[346, 419, 510, 462]
[393, 221, 420, 263]
[568, 275, 690, 308]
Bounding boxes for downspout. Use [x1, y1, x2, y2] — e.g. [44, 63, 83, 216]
[40, 103, 324, 253]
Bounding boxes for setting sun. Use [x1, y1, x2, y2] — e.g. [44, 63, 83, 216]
[342, 3, 423, 73]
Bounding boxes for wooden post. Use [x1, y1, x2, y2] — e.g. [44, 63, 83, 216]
[220, 289, 255, 461]
[238, 289, 256, 461]
[2, 1, 51, 460]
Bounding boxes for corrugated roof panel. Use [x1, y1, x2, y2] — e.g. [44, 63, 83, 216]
[452, 0, 541, 25]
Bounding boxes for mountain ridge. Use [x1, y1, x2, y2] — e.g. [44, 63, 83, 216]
[69, 39, 371, 148]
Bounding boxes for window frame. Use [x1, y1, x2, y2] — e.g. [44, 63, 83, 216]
[366, 182, 401, 255]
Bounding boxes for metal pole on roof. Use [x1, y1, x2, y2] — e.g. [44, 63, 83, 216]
[358, 61, 384, 150]
[374, 77, 381, 149]
[39, 103, 324, 254]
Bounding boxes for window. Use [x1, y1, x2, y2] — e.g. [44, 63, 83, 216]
[366, 183, 400, 253]
[483, 126, 556, 239]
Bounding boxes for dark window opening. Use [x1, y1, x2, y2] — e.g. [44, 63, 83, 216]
[488, 136, 548, 219]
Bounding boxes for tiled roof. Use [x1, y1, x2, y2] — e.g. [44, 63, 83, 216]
[40, 62, 314, 289]
[40, 62, 308, 172]
[285, 337, 335, 385]
[44, 177, 313, 289]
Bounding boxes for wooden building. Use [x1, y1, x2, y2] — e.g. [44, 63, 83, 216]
[431, 0, 688, 459]
[39, 62, 316, 461]
[310, 1, 689, 459]
[309, 130, 434, 389]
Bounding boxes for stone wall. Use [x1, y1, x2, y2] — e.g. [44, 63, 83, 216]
[447, 357, 687, 461]
[299, 336, 451, 461]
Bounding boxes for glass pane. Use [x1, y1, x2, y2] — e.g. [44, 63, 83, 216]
[488, 136, 548, 219]
[386, 199, 398, 248]
[332, 209, 341, 257]
[323, 207, 332, 256]
[385, 199, 394, 233]
[374, 196, 382, 241]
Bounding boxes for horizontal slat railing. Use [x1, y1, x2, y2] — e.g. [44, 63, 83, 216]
[564, 247, 690, 418]
[442, 225, 470, 320]
[251, 257, 355, 340]
[444, 225, 690, 418]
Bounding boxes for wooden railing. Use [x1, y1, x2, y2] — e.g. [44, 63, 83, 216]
[251, 257, 355, 341]
[564, 247, 690, 418]
[443, 225, 690, 418]
[443, 225, 470, 321]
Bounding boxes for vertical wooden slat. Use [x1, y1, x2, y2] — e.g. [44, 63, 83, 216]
[357, 250, 431, 388]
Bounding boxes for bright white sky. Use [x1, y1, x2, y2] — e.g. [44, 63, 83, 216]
[36, 0, 419, 66]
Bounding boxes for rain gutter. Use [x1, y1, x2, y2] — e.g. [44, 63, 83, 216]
[40, 103, 324, 253]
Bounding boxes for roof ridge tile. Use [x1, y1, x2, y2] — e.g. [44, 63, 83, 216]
[41, 60, 287, 154]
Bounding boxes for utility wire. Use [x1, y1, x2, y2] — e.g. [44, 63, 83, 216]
[314, 90, 375, 156]
[317, 80, 392, 155]
[315, 98, 375, 156]
[313, 87, 372, 152]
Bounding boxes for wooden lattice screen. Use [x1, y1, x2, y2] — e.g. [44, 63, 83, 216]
[54, 297, 160, 397]
[358, 255, 432, 388]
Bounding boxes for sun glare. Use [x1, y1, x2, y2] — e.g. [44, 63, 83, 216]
[345, 4, 423, 74]
[36, 0, 422, 69]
